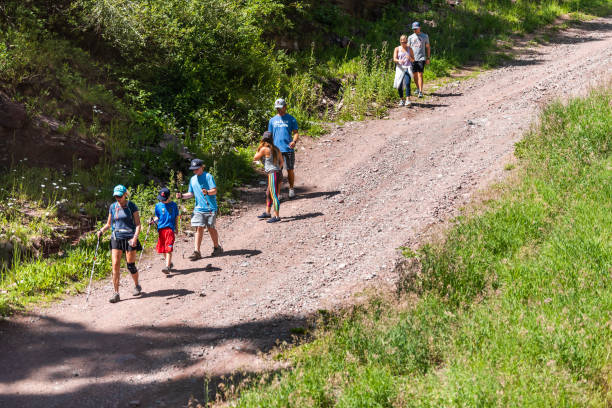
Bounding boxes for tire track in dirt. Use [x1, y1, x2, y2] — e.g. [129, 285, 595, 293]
[0, 17, 611, 408]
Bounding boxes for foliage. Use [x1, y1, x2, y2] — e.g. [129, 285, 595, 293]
[230, 88, 611, 406]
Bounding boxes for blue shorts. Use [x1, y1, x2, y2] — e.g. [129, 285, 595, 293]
[191, 212, 216, 228]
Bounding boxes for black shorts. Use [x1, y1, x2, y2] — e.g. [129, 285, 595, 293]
[110, 237, 142, 252]
[412, 60, 426, 73]
[282, 151, 295, 170]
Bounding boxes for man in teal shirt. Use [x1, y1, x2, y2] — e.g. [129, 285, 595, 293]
[268, 98, 300, 199]
[177, 158, 223, 260]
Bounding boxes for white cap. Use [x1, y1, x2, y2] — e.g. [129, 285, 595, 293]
[274, 98, 286, 109]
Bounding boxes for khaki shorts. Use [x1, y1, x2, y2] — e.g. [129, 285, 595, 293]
[191, 211, 216, 229]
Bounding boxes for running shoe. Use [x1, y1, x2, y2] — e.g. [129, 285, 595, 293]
[288, 188, 296, 199]
[211, 246, 224, 256]
[418, 91, 423, 98]
[162, 263, 173, 274]
[257, 212, 271, 219]
[267, 217, 281, 223]
[133, 284, 142, 296]
[398, 100, 405, 106]
[189, 250, 202, 260]
[405, 99, 412, 106]
[109, 292, 120, 303]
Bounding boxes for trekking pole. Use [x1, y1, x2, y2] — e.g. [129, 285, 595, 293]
[138, 220, 152, 265]
[85, 235, 101, 303]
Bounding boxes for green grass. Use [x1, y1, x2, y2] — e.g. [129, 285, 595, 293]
[228, 87, 612, 406]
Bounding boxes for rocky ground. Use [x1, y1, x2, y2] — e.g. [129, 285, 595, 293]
[0, 16, 610, 408]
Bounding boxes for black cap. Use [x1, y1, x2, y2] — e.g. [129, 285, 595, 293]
[188, 158, 204, 170]
[157, 187, 170, 201]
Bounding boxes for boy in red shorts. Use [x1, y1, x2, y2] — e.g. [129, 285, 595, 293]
[151, 187, 179, 274]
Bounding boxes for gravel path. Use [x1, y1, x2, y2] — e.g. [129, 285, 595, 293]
[1, 17, 611, 408]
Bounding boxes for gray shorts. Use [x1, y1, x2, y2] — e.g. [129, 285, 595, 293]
[191, 212, 216, 229]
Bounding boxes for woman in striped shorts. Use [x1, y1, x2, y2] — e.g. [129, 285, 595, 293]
[253, 131, 284, 223]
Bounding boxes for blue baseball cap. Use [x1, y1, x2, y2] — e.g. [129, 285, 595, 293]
[113, 184, 127, 197]
[188, 158, 204, 170]
[412, 21, 420, 29]
[158, 187, 171, 201]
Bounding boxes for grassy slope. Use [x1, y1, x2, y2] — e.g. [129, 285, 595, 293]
[230, 88, 611, 406]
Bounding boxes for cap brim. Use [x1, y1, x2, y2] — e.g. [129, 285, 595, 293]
[275, 105, 284, 109]
[157, 194, 165, 201]
[189, 165, 202, 170]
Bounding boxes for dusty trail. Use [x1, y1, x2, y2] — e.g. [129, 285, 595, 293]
[1, 17, 611, 408]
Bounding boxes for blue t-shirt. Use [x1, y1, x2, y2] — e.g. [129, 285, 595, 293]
[155, 201, 179, 231]
[110, 201, 139, 240]
[268, 114, 298, 153]
[188, 173, 217, 213]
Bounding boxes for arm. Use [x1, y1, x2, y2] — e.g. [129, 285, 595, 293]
[177, 191, 194, 199]
[426, 42, 431, 64]
[130, 212, 141, 247]
[97, 213, 112, 237]
[409, 47, 415, 62]
[289, 129, 299, 149]
[203, 187, 217, 196]
[392, 46, 400, 64]
[253, 146, 268, 161]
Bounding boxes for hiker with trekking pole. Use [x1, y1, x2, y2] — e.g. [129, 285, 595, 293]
[176, 158, 223, 260]
[96, 184, 143, 303]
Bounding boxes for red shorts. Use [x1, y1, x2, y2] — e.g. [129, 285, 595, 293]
[156, 227, 175, 253]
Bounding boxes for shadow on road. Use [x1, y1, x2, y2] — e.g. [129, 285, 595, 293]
[292, 189, 341, 201]
[281, 212, 325, 222]
[430, 92, 463, 97]
[0, 312, 309, 408]
[161, 265, 222, 278]
[139, 288, 195, 300]
[205, 248, 262, 259]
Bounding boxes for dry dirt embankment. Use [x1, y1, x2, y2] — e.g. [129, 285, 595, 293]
[0, 17, 610, 408]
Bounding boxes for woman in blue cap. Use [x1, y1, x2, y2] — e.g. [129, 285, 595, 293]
[97, 184, 143, 303]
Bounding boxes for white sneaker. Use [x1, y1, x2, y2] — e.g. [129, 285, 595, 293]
[405, 99, 411, 106]
[288, 188, 296, 199]
[398, 100, 405, 107]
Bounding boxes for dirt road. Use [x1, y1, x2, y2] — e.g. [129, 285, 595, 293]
[1, 17, 611, 408]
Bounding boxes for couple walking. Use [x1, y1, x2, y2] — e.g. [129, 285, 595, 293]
[393, 21, 431, 106]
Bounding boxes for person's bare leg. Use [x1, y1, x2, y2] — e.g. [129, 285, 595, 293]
[165, 252, 172, 268]
[126, 250, 139, 286]
[208, 227, 219, 248]
[111, 249, 122, 292]
[287, 169, 295, 189]
[416, 72, 424, 92]
[195, 226, 204, 253]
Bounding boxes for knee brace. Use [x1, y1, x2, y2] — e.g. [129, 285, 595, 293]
[127, 263, 138, 274]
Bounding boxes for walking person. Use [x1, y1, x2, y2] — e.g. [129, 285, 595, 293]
[176, 158, 223, 260]
[268, 98, 299, 199]
[408, 21, 431, 98]
[393, 34, 414, 106]
[253, 131, 284, 223]
[97, 185, 143, 303]
[150, 187, 179, 273]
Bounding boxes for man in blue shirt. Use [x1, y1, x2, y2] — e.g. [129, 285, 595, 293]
[268, 98, 300, 199]
[176, 158, 223, 260]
